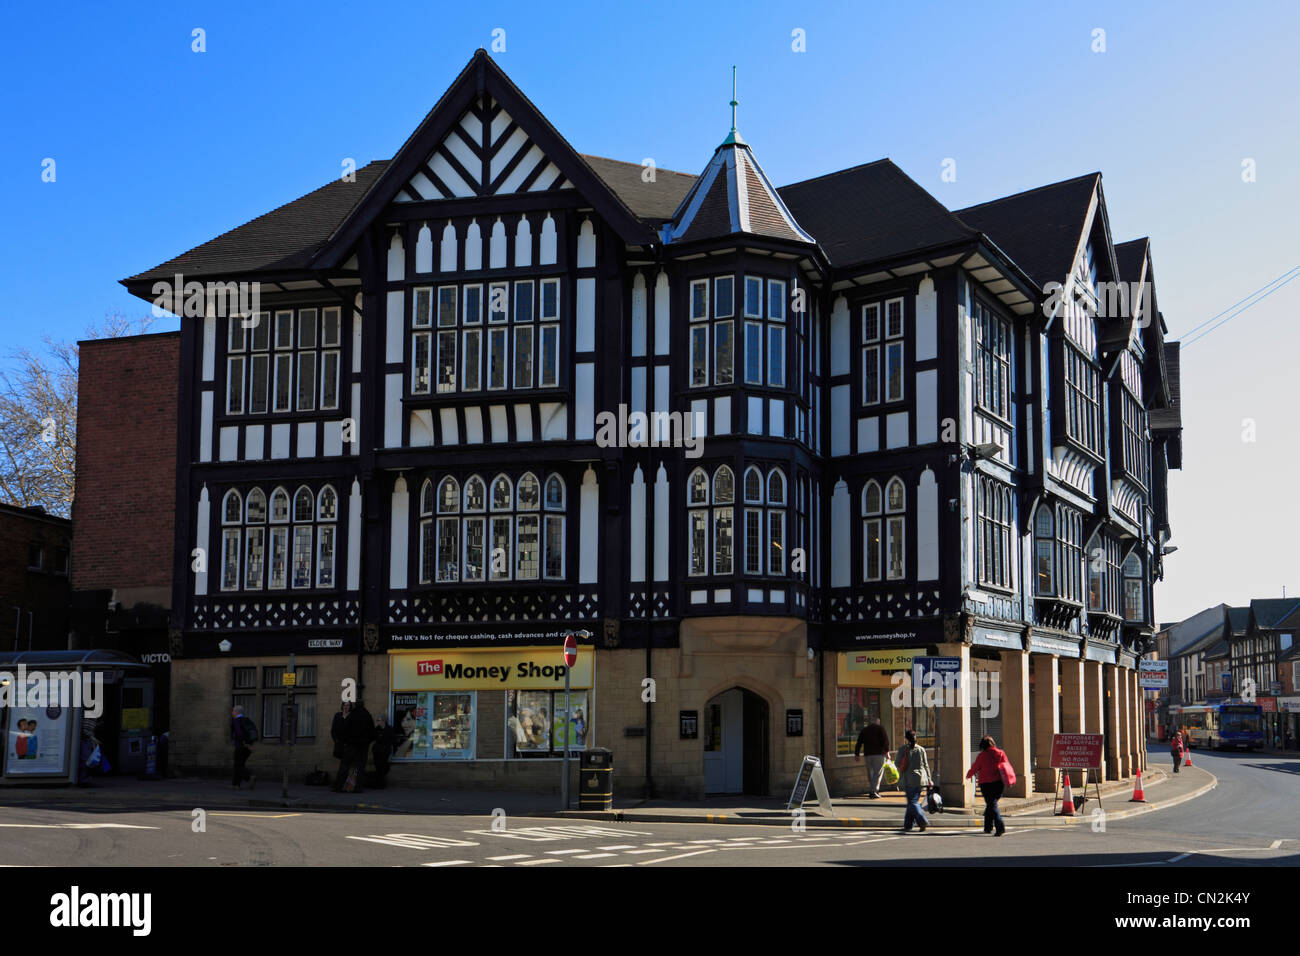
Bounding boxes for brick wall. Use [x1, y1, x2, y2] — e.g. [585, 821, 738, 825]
[71, 333, 179, 595]
[0, 505, 71, 649]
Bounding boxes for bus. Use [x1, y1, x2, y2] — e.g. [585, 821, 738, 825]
[1169, 702, 1265, 751]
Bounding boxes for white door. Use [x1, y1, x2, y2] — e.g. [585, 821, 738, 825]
[704, 690, 744, 794]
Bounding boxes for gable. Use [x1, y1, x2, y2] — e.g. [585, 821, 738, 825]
[395, 97, 574, 202]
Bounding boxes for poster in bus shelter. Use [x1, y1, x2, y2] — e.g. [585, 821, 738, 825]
[4, 705, 72, 776]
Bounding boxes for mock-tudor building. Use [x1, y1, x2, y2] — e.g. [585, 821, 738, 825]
[117, 51, 1179, 801]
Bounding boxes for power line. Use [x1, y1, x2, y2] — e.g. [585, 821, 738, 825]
[1182, 269, 1300, 348]
[1176, 263, 1300, 341]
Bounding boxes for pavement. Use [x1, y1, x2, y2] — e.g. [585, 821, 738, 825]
[0, 744, 1218, 830]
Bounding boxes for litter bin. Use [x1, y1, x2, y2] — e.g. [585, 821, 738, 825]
[579, 748, 613, 810]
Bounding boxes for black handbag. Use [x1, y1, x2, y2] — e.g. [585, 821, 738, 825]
[926, 772, 943, 814]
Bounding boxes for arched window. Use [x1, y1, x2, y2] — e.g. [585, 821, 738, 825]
[862, 480, 882, 581]
[417, 472, 566, 584]
[1034, 506, 1054, 595]
[977, 477, 1014, 591]
[743, 467, 763, 504]
[688, 468, 709, 506]
[420, 479, 435, 517]
[744, 467, 763, 574]
[268, 487, 290, 589]
[884, 477, 905, 580]
[291, 487, 315, 589]
[767, 468, 787, 575]
[316, 485, 338, 588]
[713, 466, 734, 574]
[688, 466, 735, 576]
[270, 487, 290, 523]
[245, 488, 267, 591]
[543, 474, 565, 578]
[293, 487, 314, 523]
[318, 485, 338, 521]
[687, 467, 710, 576]
[1122, 553, 1144, 622]
[220, 490, 243, 592]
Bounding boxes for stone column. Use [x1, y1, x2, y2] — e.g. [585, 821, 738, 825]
[1132, 669, 1145, 773]
[1031, 653, 1059, 792]
[999, 649, 1032, 798]
[1059, 656, 1085, 786]
[1103, 663, 1122, 780]
[1083, 660, 1105, 783]
[1117, 666, 1131, 777]
[936, 641, 971, 809]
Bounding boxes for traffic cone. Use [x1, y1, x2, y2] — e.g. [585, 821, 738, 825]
[1129, 771, 1146, 803]
[1184, 748, 1192, 767]
[1059, 772, 1076, 816]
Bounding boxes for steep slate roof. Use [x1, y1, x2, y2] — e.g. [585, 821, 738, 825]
[666, 140, 815, 245]
[1150, 342, 1181, 432]
[954, 173, 1100, 288]
[579, 155, 696, 223]
[778, 160, 977, 269]
[1226, 606, 1251, 636]
[124, 161, 390, 284]
[1250, 598, 1300, 630]
[1115, 238, 1148, 287]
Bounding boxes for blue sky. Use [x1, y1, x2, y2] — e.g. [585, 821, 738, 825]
[2, 0, 1298, 622]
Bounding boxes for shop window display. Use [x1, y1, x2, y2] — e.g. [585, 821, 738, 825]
[391, 691, 476, 760]
[507, 689, 588, 756]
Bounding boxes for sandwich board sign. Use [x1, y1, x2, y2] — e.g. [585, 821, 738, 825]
[787, 755, 835, 816]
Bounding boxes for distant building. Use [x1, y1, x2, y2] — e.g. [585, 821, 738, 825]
[0, 503, 71, 651]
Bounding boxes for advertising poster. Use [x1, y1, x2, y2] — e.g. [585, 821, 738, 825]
[391, 692, 476, 760]
[551, 691, 588, 752]
[835, 687, 877, 756]
[5, 705, 71, 776]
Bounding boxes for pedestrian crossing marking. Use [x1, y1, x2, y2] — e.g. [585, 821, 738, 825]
[421, 860, 472, 867]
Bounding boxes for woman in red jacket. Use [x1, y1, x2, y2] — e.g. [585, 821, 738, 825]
[966, 735, 1009, 836]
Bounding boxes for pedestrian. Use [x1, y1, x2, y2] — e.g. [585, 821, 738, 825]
[331, 700, 376, 793]
[853, 716, 891, 798]
[965, 735, 1010, 836]
[230, 705, 257, 790]
[896, 729, 931, 832]
[371, 712, 396, 789]
[1170, 729, 1184, 773]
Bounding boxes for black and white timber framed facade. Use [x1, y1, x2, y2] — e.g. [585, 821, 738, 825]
[121, 51, 1180, 800]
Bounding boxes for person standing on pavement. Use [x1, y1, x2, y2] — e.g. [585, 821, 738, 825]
[1170, 729, 1184, 773]
[371, 712, 396, 789]
[854, 716, 891, 798]
[896, 729, 931, 832]
[230, 705, 256, 790]
[965, 735, 1008, 836]
[331, 700, 376, 792]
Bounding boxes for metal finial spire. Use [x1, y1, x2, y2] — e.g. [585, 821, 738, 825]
[721, 65, 746, 146]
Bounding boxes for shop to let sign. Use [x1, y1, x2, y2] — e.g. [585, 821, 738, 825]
[1049, 733, 1104, 769]
[1138, 660, 1168, 689]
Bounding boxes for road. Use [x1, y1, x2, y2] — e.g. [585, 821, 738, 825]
[0, 749, 1295, 868]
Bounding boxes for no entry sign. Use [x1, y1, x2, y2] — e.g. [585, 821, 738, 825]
[1049, 733, 1104, 769]
[563, 634, 578, 668]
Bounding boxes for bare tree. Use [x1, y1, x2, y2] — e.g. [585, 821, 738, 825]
[0, 312, 156, 517]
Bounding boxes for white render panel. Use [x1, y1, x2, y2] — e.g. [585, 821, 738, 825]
[199, 391, 213, 462]
[271, 423, 291, 460]
[917, 467, 939, 581]
[202, 318, 216, 381]
[768, 398, 785, 438]
[528, 164, 562, 190]
[390, 477, 409, 589]
[831, 385, 849, 456]
[350, 383, 362, 454]
[748, 588, 764, 603]
[514, 404, 533, 442]
[195, 487, 210, 596]
[916, 369, 938, 444]
[465, 221, 483, 270]
[490, 219, 507, 268]
[579, 466, 599, 584]
[297, 422, 316, 459]
[886, 412, 909, 449]
[830, 296, 850, 376]
[439, 407, 459, 444]
[386, 291, 404, 363]
[387, 233, 404, 280]
[630, 464, 646, 582]
[653, 366, 670, 417]
[489, 404, 509, 442]
[384, 373, 403, 447]
[347, 480, 362, 591]
[501, 146, 545, 194]
[576, 277, 596, 352]
[490, 128, 530, 181]
[653, 272, 670, 355]
[539, 215, 558, 265]
[691, 399, 708, 438]
[323, 418, 343, 456]
[445, 126, 480, 183]
[631, 367, 647, 416]
[915, 276, 937, 361]
[714, 395, 731, 434]
[858, 415, 879, 453]
[440, 222, 457, 271]
[245, 424, 265, 460]
[409, 410, 433, 447]
[513, 217, 532, 267]
[540, 402, 567, 440]
[653, 463, 669, 581]
[219, 426, 238, 462]
[831, 479, 850, 587]
[352, 312, 363, 373]
[407, 171, 437, 201]
[463, 406, 484, 443]
[415, 224, 433, 273]
[631, 274, 647, 357]
[429, 152, 474, 197]
[577, 219, 596, 267]
[748, 396, 763, 435]
[489, 105, 512, 145]
[575, 363, 595, 439]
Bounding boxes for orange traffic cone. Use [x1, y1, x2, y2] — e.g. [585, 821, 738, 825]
[1059, 772, 1076, 816]
[1184, 748, 1192, 767]
[1129, 771, 1146, 803]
